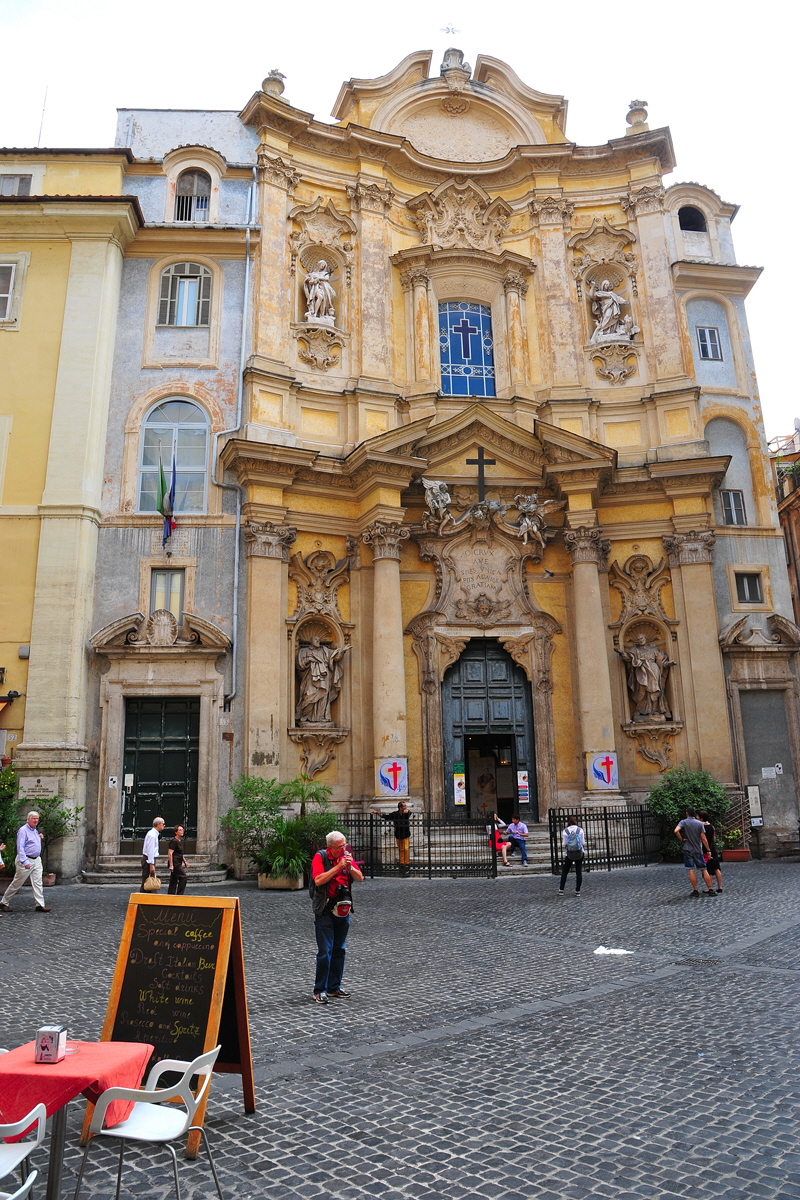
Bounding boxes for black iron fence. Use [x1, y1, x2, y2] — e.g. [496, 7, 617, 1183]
[548, 806, 661, 874]
[343, 813, 496, 878]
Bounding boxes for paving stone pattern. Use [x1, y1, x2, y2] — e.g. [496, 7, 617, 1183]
[0, 861, 798, 1199]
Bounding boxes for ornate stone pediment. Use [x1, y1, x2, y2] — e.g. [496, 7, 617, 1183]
[569, 217, 636, 268]
[288, 549, 351, 625]
[407, 178, 512, 252]
[91, 611, 231, 653]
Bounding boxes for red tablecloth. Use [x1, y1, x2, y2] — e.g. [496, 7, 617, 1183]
[0, 1040, 153, 1135]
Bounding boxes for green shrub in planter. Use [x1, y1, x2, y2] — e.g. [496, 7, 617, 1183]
[34, 795, 84, 873]
[0, 765, 20, 855]
[647, 764, 729, 858]
[220, 775, 284, 870]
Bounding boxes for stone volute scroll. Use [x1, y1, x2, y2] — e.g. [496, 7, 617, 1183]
[564, 526, 611, 569]
[663, 529, 716, 566]
[361, 520, 410, 560]
[243, 521, 297, 561]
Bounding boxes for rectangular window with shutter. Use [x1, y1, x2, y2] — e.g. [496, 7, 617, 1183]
[697, 326, 722, 360]
[0, 264, 15, 321]
[156, 263, 211, 327]
[721, 489, 746, 526]
[735, 572, 763, 604]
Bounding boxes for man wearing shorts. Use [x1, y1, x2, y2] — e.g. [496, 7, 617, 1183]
[674, 806, 714, 897]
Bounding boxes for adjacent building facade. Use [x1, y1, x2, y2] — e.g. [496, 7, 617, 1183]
[3, 51, 798, 871]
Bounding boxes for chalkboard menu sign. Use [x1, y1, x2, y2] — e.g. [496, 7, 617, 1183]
[91, 895, 254, 1151]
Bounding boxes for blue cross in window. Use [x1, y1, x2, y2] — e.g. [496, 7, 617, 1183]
[452, 316, 479, 360]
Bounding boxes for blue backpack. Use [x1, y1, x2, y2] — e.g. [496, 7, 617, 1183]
[565, 827, 583, 861]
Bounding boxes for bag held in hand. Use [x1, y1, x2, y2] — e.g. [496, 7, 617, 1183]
[142, 873, 162, 892]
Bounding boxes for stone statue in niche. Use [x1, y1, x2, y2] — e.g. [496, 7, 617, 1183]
[295, 635, 350, 726]
[587, 278, 639, 344]
[303, 260, 336, 325]
[617, 633, 674, 723]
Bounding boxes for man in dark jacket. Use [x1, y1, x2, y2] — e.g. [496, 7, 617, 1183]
[372, 801, 412, 875]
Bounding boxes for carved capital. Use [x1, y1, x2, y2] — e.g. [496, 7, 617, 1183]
[257, 150, 300, 193]
[663, 529, 715, 566]
[565, 526, 610, 568]
[530, 196, 574, 227]
[621, 185, 665, 217]
[503, 270, 529, 296]
[244, 521, 297, 561]
[400, 267, 430, 292]
[361, 520, 410, 561]
[346, 182, 395, 214]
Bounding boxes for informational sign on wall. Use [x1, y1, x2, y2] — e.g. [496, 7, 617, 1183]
[585, 752, 619, 791]
[517, 770, 530, 805]
[453, 762, 466, 805]
[18, 776, 58, 799]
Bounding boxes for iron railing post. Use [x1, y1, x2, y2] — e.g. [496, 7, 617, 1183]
[427, 812, 432, 879]
[490, 816, 498, 878]
[640, 805, 648, 866]
[603, 807, 611, 872]
[369, 812, 375, 880]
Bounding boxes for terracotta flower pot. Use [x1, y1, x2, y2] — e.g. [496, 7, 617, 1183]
[42, 872, 57, 886]
[721, 849, 750, 862]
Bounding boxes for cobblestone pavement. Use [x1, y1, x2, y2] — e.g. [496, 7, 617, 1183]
[0, 860, 798, 1200]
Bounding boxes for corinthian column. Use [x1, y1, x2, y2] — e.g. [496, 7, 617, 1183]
[361, 520, 410, 792]
[244, 520, 296, 775]
[565, 526, 618, 792]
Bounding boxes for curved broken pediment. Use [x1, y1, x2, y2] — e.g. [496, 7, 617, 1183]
[91, 611, 231, 652]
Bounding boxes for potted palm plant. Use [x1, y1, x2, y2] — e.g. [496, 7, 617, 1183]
[721, 828, 750, 862]
[254, 817, 307, 890]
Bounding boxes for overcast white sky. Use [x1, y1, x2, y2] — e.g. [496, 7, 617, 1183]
[0, 0, 791, 438]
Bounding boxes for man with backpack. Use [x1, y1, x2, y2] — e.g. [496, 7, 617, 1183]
[310, 830, 363, 1005]
[558, 817, 585, 896]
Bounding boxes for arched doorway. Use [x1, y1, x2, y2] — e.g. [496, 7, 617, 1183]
[442, 639, 537, 822]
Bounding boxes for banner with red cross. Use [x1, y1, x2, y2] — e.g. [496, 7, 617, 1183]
[375, 756, 409, 798]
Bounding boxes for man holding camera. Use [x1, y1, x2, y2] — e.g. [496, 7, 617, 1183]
[310, 831, 363, 1005]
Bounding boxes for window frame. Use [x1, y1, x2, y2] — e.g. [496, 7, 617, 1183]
[0, 175, 32, 197]
[150, 567, 185, 622]
[726, 563, 772, 612]
[438, 300, 497, 398]
[697, 325, 723, 361]
[721, 489, 747, 526]
[0, 252, 30, 331]
[174, 169, 211, 223]
[157, 262, 212, 328]
[136, 398, 210, 516]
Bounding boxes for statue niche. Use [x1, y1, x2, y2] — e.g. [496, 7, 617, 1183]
[294, 627, 349, 727]
[616, 626, 674, 723]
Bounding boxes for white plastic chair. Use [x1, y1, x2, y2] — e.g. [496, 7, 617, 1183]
[0, 1104, 46, 1184]
[0, 1169, 38, 1200]
[72, 1047, 224, 1200]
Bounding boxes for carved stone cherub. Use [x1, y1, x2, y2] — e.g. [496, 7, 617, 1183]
[421, 478, 453, 531]
[513, 494, 566, 548]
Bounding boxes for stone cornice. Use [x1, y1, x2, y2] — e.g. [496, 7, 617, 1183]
[671, 261, 762, 297]
[390, 244, 534, 276]
[219, 439, 317, 487]
[647, 456, 730, 494]
[0, 197, 143, 248]
[124, 225, 260, 258]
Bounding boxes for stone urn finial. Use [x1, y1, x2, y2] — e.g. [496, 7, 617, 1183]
[626, 99, 649, 136]
[263, 69, 286, 97]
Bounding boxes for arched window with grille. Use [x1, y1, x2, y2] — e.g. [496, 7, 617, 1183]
[138, 399, 209, 514]
[157, 263, 212, 327]
[439, 301, 496, 397]
[174, 169, 210, 222]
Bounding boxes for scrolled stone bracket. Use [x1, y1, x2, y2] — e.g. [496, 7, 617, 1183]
[244, 521, 297, 561]
[621, 720, 684, 772]
[361, 520, 410, 561]
[663, 530, 715, 567]
[565, 526, 611, 569]
[287, 727, 349, 777]
[346, 183, 395, 215]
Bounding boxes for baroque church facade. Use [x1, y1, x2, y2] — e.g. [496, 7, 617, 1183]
[3, 50, 797, 873]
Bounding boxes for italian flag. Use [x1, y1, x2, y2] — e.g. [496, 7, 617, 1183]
[157, 456, 177, 547]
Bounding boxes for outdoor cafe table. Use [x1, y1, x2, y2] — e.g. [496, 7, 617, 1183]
[0, 1040, 153, 1200]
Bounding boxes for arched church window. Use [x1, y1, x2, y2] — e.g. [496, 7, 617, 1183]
[174, 169, 210, 222]
[439, 301, 496, 398]
[157, 262, 212, 327]
[138, 398, 209, 514]
[678, 205, 707, 232]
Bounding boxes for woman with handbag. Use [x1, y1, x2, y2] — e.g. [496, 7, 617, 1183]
[168, 824, 188, 895]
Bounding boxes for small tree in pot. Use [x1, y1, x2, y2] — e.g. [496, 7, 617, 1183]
[220, 775, 284, 879]
[647, 764, 729, 859]
[35, 795, 84, 882]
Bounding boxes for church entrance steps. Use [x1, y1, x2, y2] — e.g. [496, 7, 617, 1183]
[81, 855, 228, 886]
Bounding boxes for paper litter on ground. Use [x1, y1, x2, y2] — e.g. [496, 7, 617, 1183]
[593, 946, 634, 955]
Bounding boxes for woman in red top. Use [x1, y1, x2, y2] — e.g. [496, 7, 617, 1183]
[490, 827, 512, 867]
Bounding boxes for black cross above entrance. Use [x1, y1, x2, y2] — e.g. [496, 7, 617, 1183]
[466, 446, 496, 501]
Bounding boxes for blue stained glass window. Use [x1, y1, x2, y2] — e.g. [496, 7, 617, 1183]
[439, 301, 496, 397]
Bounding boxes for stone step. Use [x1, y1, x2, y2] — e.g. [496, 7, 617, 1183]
[81, 868, 229, 886]
[94, 855, 214, 870]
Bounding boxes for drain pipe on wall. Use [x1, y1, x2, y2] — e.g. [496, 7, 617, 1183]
[213, 168, 257, 707]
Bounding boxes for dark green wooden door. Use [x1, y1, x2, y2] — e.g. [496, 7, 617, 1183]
[442, 639, 537, 820]
[122, 698, 200, 842]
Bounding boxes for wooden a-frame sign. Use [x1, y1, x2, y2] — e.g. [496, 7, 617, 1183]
[85, 894, 254, 1157]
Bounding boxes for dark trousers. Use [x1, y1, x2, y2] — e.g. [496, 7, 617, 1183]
[559, 856, 583, 892]
[168, 867, 187, 894]
[313, 912, 350, 994]
[140, 856, 154, 888]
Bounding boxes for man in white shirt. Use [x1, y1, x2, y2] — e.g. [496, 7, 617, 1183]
[141, 817, 165, 889]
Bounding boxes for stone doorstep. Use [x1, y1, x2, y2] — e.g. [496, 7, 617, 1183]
[94, 855, 215, 869]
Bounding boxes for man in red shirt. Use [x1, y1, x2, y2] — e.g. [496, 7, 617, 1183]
[311, 831, 364, 1005]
